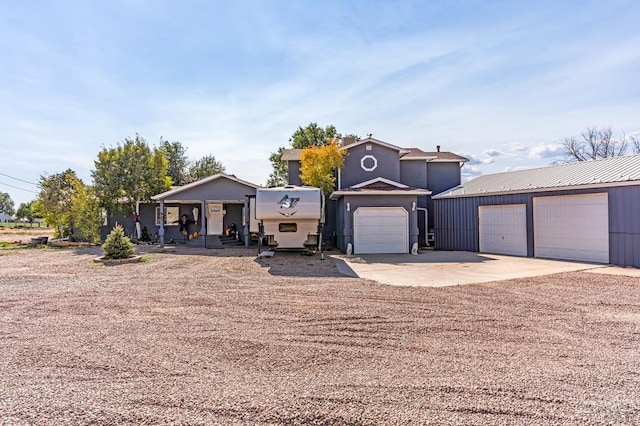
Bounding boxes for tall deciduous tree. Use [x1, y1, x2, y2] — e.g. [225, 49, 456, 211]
[0, 192, 15, 216]
[33, 169, 80, 238]
[16, 201, 39, 223]
[267, 147, 288, 187]
[159, 138, 190, 186]
[299, 139, 345, 195]
[560, 127, 636, 162]
[267, 123, 342, 186]
[92, 134, 172, 217]
[70, 184, 103, 243]
[188, 155, 225, 181]
[291, 123, 340, 149]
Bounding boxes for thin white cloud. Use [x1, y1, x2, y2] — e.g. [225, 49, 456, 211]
[529, 143, 564, 159]
[507, 142, 529, 152]
[483, 148, 504, 157]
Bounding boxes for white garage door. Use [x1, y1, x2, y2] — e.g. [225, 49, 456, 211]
[354, 207, 408, 254]
[478, 204, 527, 256]
[534, 193, 609, 263]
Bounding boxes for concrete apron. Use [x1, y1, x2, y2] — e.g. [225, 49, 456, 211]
[333, 251, 610, 287]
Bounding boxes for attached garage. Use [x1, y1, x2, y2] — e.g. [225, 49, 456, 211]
[354, 207, 408, 254]
[534, 193, 609, 263]
[479, 204, 527, 256]
[433, 155, 640, 268]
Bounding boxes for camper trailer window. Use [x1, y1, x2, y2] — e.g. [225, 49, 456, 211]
[278, 223, 297, 233]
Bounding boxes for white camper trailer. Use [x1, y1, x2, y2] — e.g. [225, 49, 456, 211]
[254, 185, 324, 250]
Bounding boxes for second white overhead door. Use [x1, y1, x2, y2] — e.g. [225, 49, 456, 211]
[533, 193, 609, 263]
[478, 204, 527, 256]
[353, 207, 408, 254]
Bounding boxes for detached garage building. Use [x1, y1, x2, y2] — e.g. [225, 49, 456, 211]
[433, 155, 640, 267]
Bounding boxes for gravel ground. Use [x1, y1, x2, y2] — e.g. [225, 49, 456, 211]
[0, 246, 639, 425]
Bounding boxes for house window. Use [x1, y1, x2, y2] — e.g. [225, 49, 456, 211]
[360, 154, 378, 172]
[156, 206, 179, 226]
[365, 143, 372, 151]
[279, 223, 297, 232]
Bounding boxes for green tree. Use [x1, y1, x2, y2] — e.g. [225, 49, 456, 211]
[70, 184, 103, 243]
[0, 192, 15, 217]
[102, 224, 135, 259]
[188, 154, 225, 181]
[16, 201, 38, 223]
[267, 123, 343, 186]
[159, 138, 190, 186]
[267, 147, 288, 187]
[299, 139, 345, 195]
[33, 169, 80, 238]
[92, 134, 172, 217]
[290, 123, 340, 149]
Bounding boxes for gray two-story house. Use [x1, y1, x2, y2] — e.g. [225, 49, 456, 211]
[282, 137, 467, 254]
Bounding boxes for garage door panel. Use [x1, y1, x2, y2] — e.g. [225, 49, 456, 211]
[354, 207, 408, 254]
[534, 193, 609, 263]
[479, 205, 527, 256]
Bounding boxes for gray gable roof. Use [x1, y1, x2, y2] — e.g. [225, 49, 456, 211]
[152, 173, 259, 201]
[434, 154, 640, 199]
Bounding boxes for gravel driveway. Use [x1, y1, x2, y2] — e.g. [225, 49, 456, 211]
[1, 247, 639, 425]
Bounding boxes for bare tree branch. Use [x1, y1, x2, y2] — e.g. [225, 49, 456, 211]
[562, 126, 630, 162]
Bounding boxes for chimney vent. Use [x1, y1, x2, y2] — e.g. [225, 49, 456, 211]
[436, 145, 441, 152]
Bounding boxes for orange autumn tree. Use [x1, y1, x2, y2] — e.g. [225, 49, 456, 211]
[299, 138, 345, 195]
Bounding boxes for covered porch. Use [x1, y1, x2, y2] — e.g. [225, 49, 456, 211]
[150, 174, 259, 248]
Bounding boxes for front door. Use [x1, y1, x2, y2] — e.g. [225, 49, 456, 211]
[206, 203, 224, 234]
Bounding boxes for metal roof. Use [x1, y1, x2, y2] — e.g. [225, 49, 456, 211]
[434, 154, 640, 199]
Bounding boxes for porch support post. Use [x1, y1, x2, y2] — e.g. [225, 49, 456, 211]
[159, 200, 165, 247]
[200, 200, 206, 248]
[244, 197, 249, 248]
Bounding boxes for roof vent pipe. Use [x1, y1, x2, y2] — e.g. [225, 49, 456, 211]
[437, 145, 441, 152]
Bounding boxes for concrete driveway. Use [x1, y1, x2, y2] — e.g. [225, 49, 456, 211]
[333, 250, 610, 287]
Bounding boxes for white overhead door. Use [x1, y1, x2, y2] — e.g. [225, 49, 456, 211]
[354, 207, 408, 254]
[478, 204, 527, 256]
[534, 193, 609, 263]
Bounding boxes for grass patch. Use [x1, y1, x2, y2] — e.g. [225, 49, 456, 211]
[0, 241, 22, 250]
[139, 255, 150, 263]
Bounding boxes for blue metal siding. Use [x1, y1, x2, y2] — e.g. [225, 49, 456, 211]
[434, 185, 640, 267]
[608, 186, 640, 267]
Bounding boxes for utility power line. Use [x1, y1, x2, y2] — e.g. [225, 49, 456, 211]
[0, 180, 38, 193]
[0, 171, 37, 185]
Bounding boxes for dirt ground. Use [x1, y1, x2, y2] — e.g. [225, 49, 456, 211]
[0, 226, 54, 243]
[0, 245, 639, 425]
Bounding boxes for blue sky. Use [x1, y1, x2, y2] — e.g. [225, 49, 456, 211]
[1, 0, 639, 208]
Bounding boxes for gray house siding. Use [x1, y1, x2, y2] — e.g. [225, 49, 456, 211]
[334, 198, 346, 250]
[336, 194, 418, 252]
[434, 185, 640, 267]
[341, 144, 401, 189]
[400, 160, 427, 191]
[287, 162, 303, 186]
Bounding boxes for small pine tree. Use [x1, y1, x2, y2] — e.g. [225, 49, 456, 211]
[102, 224, 135, 259]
